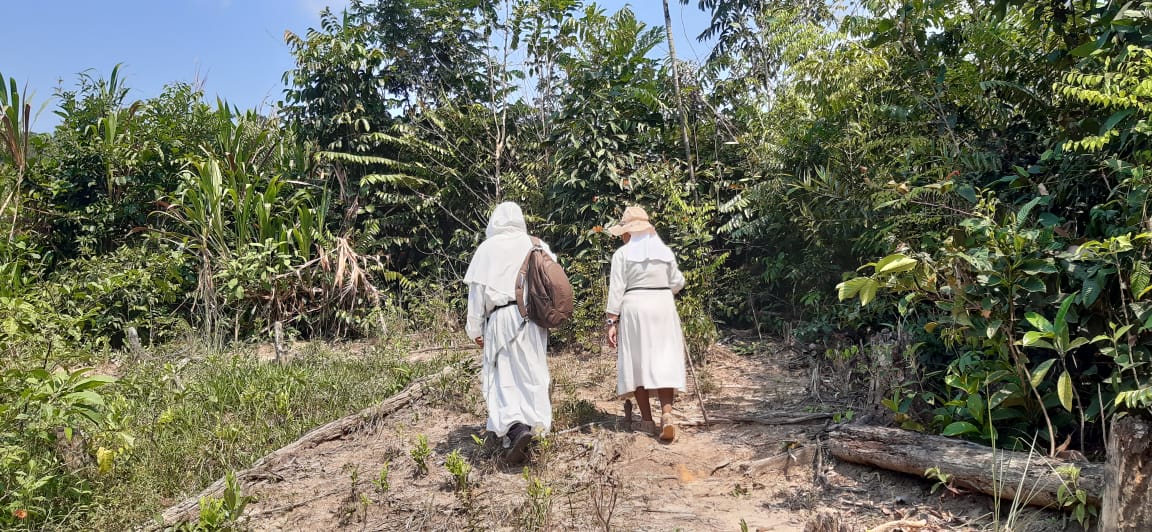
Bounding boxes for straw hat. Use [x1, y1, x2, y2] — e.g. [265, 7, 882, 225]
[606, 206, 655, 236]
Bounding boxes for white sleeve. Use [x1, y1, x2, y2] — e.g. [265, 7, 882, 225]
[605, 249, 627, 315]
[669, 260, 685, 294]
[465, 283, 488, 340]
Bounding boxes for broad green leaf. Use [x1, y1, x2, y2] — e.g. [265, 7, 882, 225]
[1068, 337, 1090, 351]
[859, 278, 880, 306]
[1015, 196, 1044, 230]
[967, 393, 985, 423]
[942, 421, 979, 436]
[1055, 292, 1079, 328]
[1021, 332, 1055, 350]
[66, 390, 105, 407]
[1082, 277, 1101, 307]
[1069, 39, 1101, 57]
[1018, 259, 1057, 275]
[1031, 359, 1057, 387]
[1100, 109, 1135, 135]
[1131, 261, 1151, 300]
[988, 387, 1019, 409]
[1018, 277, 1046, 293]
[986, 319, 1002, 339]
[1058, 371, 1074, 411]
[836, 277, 870, 301]
[876, 254, 918, 275]
[957, 184, 978, 204]
[70, 374, 116, 391]
[1025, 312, 1054, 333]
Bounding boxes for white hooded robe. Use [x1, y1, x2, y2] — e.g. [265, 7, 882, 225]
[464, 202, 553, 437]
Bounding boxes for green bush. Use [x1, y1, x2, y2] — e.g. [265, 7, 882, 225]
[0, 366, 119, 528]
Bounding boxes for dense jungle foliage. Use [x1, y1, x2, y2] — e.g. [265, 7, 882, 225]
[1, 0, 1150, 527]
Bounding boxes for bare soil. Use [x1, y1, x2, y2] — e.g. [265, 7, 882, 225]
[222, 336, 1073, 531]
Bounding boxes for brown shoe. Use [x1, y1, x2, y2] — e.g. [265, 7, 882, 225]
[506, 424, 533, 465]
[659, 413, 678, 442]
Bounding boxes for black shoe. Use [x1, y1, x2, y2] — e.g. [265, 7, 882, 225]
[505, 423, 533, 465]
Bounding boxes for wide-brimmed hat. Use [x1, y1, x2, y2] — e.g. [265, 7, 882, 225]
[606, 206, 655, 236]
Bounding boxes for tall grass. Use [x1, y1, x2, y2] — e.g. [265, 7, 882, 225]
[83, 341, 438, 529]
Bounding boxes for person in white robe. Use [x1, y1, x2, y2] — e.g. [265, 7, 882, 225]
[604, 206, 687, 442]
[464, 202, 554, 463]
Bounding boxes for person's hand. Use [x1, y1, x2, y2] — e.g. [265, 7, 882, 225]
[606, 324, 618, 349]
[474, 336, 484, 348]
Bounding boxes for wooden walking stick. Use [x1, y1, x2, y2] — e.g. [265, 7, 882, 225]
[685, 346, 710, 427]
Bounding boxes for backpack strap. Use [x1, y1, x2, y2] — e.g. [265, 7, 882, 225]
[515, 236, 542, 319]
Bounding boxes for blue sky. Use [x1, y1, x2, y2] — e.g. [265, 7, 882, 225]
[7, 1, 713, 132]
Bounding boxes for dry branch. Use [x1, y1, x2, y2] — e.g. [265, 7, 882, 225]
[145, 364, 460, 529]
[681, 413, 832, 426]
[737, 445, 816, 478]
[826, 424, 1103, 509]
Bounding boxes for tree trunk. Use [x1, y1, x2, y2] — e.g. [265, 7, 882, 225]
[826, 424, 1103, 508]
[662, 0, 695, 182]
[1101, 413, 1152, 530]
[145, 365, 460, 529]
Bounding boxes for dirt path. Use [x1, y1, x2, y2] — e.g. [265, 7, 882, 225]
[221, 338, 1065, 531]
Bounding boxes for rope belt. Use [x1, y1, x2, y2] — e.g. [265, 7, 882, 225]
[625, 287, 671, 293]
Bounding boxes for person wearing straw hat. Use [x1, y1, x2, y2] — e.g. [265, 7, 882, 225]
[604, 206, 687, 441]
[464, 202, 554, 464]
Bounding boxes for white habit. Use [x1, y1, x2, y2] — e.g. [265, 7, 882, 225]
[464, 202, 553, 437]
[606, 232, 687, 399]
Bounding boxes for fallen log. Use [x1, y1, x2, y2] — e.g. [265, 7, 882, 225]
[826, 424, 1103, 509]
[145, 364, 461, 529]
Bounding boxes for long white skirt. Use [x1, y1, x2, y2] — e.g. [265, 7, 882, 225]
[481, 304, 552, 437]
[616, 290, 687, 399]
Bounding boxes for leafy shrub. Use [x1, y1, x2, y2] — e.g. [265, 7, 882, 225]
[0, 366, 118, 528]
[841, 194, 1152, 452]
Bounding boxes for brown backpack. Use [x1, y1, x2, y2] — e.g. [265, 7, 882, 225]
[515, 237, 573, 328]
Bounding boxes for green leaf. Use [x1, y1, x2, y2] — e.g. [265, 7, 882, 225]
[1018, 277, 1046, 293]
[1018, 259, 1057, 275]
[70, 374, 116, 391]
[957, 184, 978, 204]
[1031, 359, 1057, 387]
[1025, 312, 1054, 333]
[942, 421, 979, 436]
[1058, 371, 1074, 412]
[986, 319, 1002, 339]
[1068, 337, 1090, 351]
[876, 254, 918, 275]
[1082, 277, 1101, 307]
[859, 278, 880, 306]
[65, 390, 106, 407]
[988, 387, 1019, 409]
[1069, 39, 1101, 57]
[836, 277, 869, 301]
[1015, 196, 1044, 229]
[1100, 109, 1135, 135]
[1021, 332, 1055, 350]
[1055, 292, 1079, 328]
[1131, 261, 1151, 300]
[967, 394, 986, 423]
